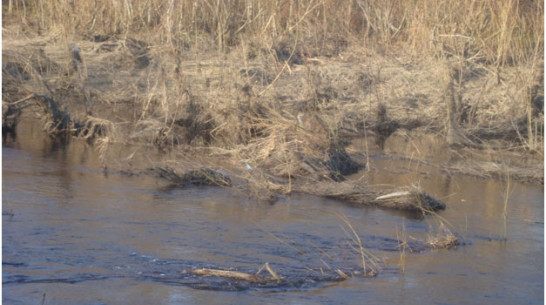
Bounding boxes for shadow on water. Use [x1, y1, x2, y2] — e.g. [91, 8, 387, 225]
[2, 121, 543, 305]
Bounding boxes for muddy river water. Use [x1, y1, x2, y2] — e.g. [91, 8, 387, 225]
[2, 129, 544, 304]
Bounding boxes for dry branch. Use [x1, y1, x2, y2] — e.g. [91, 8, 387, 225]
[189, 268, 266, 283]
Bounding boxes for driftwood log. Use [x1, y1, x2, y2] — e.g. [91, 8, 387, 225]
[188, 263, 281, 283]
[189, 268, 265, 283]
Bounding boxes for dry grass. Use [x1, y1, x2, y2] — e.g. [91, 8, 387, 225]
[4, 0, 542, 66]
[425, 222, 459, 250]
[500, 171, 514, 240]
[422, 209, 459, 250]
[337, 212, 382, 276]
[4, 0, 542, 143]
[2, 0, 543, 202]
[396, 219, 409, 273]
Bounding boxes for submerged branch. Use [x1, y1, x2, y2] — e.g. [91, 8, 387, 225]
[189, 268, 268, 283]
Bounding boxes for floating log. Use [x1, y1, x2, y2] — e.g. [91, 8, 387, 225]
[189, 268, 265, 283]
[188, 263, 282, 284]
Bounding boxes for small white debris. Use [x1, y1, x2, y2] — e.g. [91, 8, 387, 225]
[375, 191, 411, 201]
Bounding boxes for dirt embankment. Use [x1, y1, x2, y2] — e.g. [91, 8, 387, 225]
[2, 17, 543, 210]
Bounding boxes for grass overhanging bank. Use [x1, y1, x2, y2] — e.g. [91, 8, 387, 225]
[2, 0, 544, 211]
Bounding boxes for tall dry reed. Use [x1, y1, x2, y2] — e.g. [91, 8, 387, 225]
[5, 0, 542, 66]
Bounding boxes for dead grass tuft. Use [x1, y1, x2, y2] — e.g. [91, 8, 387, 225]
[425, 222, 459, 250]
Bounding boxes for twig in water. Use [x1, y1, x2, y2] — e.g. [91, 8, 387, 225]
[500, 170, 513, 240]
[256, 262, 281, 281]
[396, 219, 410, 273]
[336, 212, 381, 276]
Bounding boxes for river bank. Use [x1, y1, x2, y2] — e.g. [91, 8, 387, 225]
[2, 0, 544, 216]
[3, 28, 543, 195]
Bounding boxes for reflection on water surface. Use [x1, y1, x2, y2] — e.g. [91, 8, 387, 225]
[2, 127, 543, 305]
